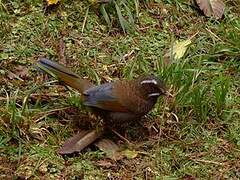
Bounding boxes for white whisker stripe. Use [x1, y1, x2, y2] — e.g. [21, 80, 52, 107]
[141, 79, 157, 85]
[148, 93, 160, 97]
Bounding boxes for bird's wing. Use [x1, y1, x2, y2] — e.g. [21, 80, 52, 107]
[83, 83, 129, 112]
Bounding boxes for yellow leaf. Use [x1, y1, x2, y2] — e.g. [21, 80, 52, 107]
[47, 0, 59, 5]
[87, 0, 98, 5]
[172, 39, 191, 60]
[121, 149, 138, 159]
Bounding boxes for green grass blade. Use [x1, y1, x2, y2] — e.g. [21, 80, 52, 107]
[114, 2, 126, 33]
[133, 0, 139, 18]
[100, 4, 112, 29]
[122, 1, 134, 25]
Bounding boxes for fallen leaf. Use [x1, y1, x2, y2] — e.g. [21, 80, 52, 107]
[196, 0, 225, 19]
[38, 163, 48, 174]
[183, 175, 197, 180]
[95, 138, 122, 160]
[172, 39, 192, 60]
[46, 0, 59, 6]
[96, 160, 116, 168]
[7, 71, 17, 80]
[121, 149, 138, 159]
[15, 65, 29, 79]
[29, 125, 49, 141]
[58, 32, 67, 65]
[7, 65, 28, 80]
[58, 130, 103, 155]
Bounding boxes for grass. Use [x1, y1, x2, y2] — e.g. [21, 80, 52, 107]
[0, 0, 240, 179]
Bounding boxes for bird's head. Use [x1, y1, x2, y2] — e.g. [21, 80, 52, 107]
[137, 75, 168, 99]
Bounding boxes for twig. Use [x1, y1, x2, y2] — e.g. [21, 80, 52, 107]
[82, 7, 89, 34]
[0, 93, 67, 101]
[171, 112, 179, 122]
[122, 49, 135, 61]
[111, 129, 132, 145]
[191, 158, 224, 166]
[34, 107, 72, 123]
[205, 28, 223, 41]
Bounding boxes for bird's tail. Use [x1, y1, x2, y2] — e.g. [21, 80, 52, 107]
[37, 58, 93, 93]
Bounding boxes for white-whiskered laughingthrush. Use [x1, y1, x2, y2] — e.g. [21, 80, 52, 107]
[37, 58, 167, 154]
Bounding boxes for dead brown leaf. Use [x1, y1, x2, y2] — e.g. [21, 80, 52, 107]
[58, 32, 67, 65]
[196, 0, 225, 19]
[96, 160, 116, 168]
[58, 130, 103, 155]
[7, 65, 29, 80]
[15, 65, 29, 79]
[7, 71, 18, 80]
[182, 175, 197, 180]
[95, 138, 123, 160]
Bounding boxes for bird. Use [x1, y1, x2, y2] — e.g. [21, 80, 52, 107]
[37, 58, 168, 154]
